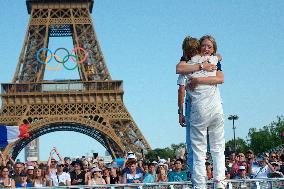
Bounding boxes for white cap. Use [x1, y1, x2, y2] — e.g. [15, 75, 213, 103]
[27, 157, 38, 162]
[27, 166, 34, 170]
[158, 159, 167, 164]
[127, 154, 136, 159]
[239, 166, 246, 170]
[91, 167, 102, 174]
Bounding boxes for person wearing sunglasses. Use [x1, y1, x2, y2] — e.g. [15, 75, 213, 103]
[48, 163, 71, 186]
[88, 167, 106, 185]
[269, 152, 278, 163]
[233, 166, 249, 179]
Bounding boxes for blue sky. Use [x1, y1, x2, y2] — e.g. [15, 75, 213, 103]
[0, 0, 283, 160]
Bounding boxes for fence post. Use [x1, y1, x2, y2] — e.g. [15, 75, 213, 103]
[269, 180, 272, 189]
[255, 181, 260, 189]
[227, 181, 233, 189]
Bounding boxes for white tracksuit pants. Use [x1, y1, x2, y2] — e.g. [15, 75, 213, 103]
[186, 104, 225, 189]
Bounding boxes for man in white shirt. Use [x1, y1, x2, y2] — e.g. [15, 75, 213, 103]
[48, 163, 71, 186]
[251, 156, 274, 179]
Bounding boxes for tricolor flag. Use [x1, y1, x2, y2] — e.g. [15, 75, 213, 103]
[0, 124, 30, 147]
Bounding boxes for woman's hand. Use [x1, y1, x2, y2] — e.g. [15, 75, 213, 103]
[202, 61, 217, 72]
[179, 114, 186, 127]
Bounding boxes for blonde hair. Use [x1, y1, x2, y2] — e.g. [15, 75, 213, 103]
[199, 35, 217, 54]
[182, 36, 200, 61]
[156, 168, 168, 182]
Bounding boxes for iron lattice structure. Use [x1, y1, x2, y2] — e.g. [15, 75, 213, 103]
[0, 0, 151, 159]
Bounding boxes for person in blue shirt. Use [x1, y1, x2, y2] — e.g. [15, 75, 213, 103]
[168, 159, 187, 182]
[123, 161, 143, 183]
[143, 163, 156, 183]
[16, 172, 33, 188]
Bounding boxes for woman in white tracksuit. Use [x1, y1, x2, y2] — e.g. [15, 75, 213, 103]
[177, 35, 225, 189]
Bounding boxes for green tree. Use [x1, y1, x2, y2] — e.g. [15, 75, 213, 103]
[225, 137, 248, 153]
[146, 143, 186, 161]
[247, 116, 284, 154]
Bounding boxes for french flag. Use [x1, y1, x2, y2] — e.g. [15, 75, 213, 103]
[0, 124, 30, 147]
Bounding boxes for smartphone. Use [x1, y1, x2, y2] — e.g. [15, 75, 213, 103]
[93, 153, 98, 159]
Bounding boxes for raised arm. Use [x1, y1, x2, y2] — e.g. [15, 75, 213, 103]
[178, 85, 186, 127]
[176, 61, 217, 74]
[189, 71, 224, 90]
[196, 71, 224, 85]
[53, 147, 64, 164]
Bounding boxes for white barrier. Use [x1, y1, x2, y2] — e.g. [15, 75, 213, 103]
[11, 178, 284, 189]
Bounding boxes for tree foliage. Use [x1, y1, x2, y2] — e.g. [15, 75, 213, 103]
[146, 142, 185, 161]
[225, 137, 248, 154]
[247, 116, 284, 154]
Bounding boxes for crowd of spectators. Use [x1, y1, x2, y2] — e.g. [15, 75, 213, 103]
[221, 150, 284, 180]
[0, 146, 283, 188]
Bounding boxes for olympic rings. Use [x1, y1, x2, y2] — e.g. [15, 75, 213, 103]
[36, 47, 90, 71]
[45, 54, 62, 71]
[70, 47, 87, 64]
[62, 54, 78, 70]
[54, 48, 69, 64]
[36, 48, 53, 64]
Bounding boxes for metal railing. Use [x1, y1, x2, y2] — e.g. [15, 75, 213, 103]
[1, 80, 123, 94]
[7, 179, 284, 189]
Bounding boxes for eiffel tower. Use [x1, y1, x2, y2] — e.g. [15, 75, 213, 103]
[0, 0, 151, 159]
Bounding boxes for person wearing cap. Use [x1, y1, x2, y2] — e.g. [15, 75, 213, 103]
[250, 156, 274, 179]
[70, 160, 86, 185]
[88, 167, 106, 185]
[168, 159, 187, 182]
[233, 166, 249, 179]
[143, 163, 156, 183]
[16, 172, 33, 188]
[156, 163, 168, 182]
[48, 162, 71, 186]
[26, 165, 34, 183]
[122, 153, 137, 170]
[122, 153, 143, 176]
